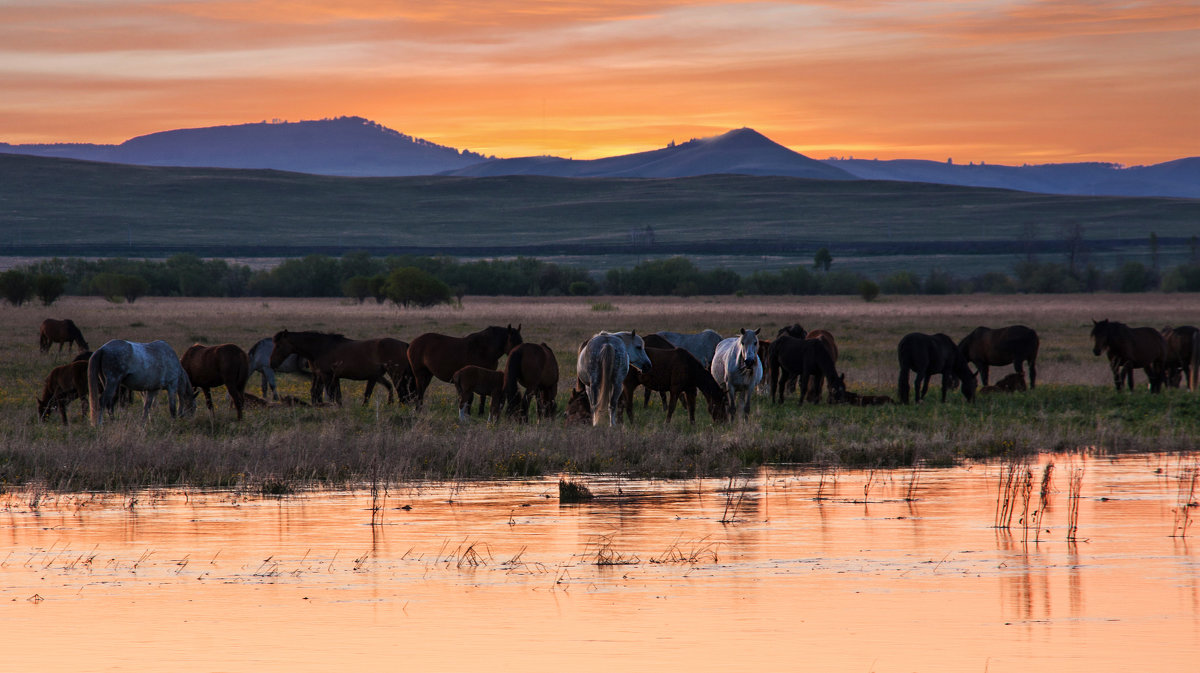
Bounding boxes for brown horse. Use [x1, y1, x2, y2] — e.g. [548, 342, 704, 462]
[36, 360, 90, 424]
[620, 346, 728, 424]
[39, 318, 89, 354]
[565, 388, 591, 425]
[897, 332, 977, 404]
[768, 334, 846, 405]
[958, 325, 1040, 389]
[980, 372, 1027, 394]
[407, 325, 523, 407]
[1161, 326, 1199, 391]
[802, 329, 839, 401]
[451, 365, 506, 421]
[502, 342, 559, 421]
[181, 343, 250, 420]
[271, 331, 403, 406]
[1090, 319, 1166, 393]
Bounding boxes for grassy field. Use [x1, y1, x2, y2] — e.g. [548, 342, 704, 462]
[1, 293, 1198, 493]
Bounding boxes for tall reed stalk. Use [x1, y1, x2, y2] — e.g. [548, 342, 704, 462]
[1066, 468, 1085, 541]
[1172, 464, 1198, 538]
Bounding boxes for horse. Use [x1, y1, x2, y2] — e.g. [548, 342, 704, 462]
[620, 346, 728, 424]
[407, 325, 523, 407]
[897, 332, 977, 404]
[36, 360, 89, 424]
[271, 331, 407, 406]
[451, 365, 506, 422]
[502, 342, 559, 421]
[834, 384, 895, 406]
[776, 324, 807, 339]
[565, 388, 592, 425]
[800, 329, 839, 401]
[247, 337, 313, 400]
[1161, 326, 1199, 391]
[180, 343, 250, 420]
[958, 325, 1040, 389]
[39, 318, 88, 354]
[710, 328, 763, 420]
[1090, 319, 1166, 393]
[768, 334, 846, 405]
[652, 330, 723, 368]
[577, 331, 652, 427]
[88, 340, 196, 426]
[979, 372, 1027, 394]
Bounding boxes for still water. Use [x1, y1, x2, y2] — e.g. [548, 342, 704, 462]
[3, 453, 1198, 672]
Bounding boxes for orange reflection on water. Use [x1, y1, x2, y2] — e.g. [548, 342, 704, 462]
[2, 453, 1198, 672]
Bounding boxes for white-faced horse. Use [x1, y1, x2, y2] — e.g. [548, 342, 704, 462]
[88, 339, 196, 426]
[654, 329, 723, 368]
[576, 331, 652, 427]
[711, 328, 763, 420]
[247, 337, 313, 400]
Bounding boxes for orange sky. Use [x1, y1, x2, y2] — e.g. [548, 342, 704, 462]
[1, 0, 1197, 165]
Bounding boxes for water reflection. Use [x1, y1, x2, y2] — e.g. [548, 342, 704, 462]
[1, 453, 1198, 672]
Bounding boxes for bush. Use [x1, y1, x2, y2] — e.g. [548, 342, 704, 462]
[33, 274, 67, 306]
[858, 280, 880, 302]
[0, 270, 34, 306]
[880, 271, 921, 295]
[568, 281, 592, 296]
[342, 276, 372, 303]
[1116, 261, 1155, 293]
[384, 267, 453, 308]
[92, 273, 148, 303]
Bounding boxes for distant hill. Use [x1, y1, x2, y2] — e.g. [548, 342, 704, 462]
[825, 157, 1200, 199]
[0, 117, 488, 177]
[442, 128, 855, 181]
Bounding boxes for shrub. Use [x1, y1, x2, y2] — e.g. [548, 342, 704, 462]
[33, 274, 67, 306]
[858, 280, 880, 302]
[0, 269, 34, 306]
[384, 267, 453, 308]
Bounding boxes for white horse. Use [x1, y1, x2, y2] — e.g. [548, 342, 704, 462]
[654, 329, 723, 368]
[576, 331, 652, 426]
[88, 339, 196, 426]
[711, 328, 763, 421]
[247, 337, 312, 400]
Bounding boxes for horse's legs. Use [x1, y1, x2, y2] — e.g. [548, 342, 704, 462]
[979, 364, 990, 387]
[143, 390, 158, 419]
[201, 387, 215, 412]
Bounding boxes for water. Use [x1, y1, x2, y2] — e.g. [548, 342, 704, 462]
[3, 453, 1198, 672]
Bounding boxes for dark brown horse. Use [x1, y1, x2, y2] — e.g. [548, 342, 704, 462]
[181, 343, 250, 420]
[958, 325, 1040, 389]
[36, 360, 89, 424]
[979, 372, 1027, 394]
[1161, 326, 1199, 391]
[271, 331, 403, 406]
[1090, 319, 1166, 393]
[802, 329, 839, 401]
[897, 332, 976, 403]
[39, 318, 88, 354]
[620, 346, 728, 424]
[502, 342, 559, 421]
[565, 388, 592, 425]
[768, 334, 846, 405]
[407, 325, 523, 407]
[451, 365, 506, 421]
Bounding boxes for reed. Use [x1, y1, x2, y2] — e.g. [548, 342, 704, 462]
[558, 477, 594, 503]
[1066, 468, 1085, 541]
[1171, 464, 1198, 538]
[587, 533, 639, 566]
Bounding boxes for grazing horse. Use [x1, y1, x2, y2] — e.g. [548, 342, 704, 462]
[565, 388, 592, 425]
[980, 372, 1027, 394]
[270, 331, 404, 406]
[502, 342, 559, 421]
[710, 328, 763, 420]
[897, 332, 977, 404]
[577, 331, 652, 427]
[407, 325, 523, 407]
[88, 340, 196, 426]
[653, 330, 724, 368]
[958, 325, 1040, 389]
[36, 360, 89, 424]
[1090, 319, 1166, 393]
[180, 343, 250, 420]
[451, 366, 506, 421]
[39, 318, 89, 354]
[247, 337, 313, 400]
[1161, 326, 1199, 391]
[621, 346, 728, 424]
[768, 334, 846, 405]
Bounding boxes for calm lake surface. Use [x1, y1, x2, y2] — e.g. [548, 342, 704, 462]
[4, 453, 1198, 672]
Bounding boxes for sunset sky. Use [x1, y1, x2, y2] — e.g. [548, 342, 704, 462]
[2, 0, 1197, 165]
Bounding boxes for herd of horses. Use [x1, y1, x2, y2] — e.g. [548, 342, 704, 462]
[31, 314, 1200, 428]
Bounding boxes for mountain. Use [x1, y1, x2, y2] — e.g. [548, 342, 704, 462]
[0, 117, 488, 177]
[442, 128, 855, 181]
[825, 157, 1200, 199]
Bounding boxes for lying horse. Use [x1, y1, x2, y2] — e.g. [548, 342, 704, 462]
[621, 346, 727, 424]
[180, 343, 250, 420]
[577, 331, 651, 427]
[1090, 319, 1166, 393]
[958, 325, 1040, 389]
[88, 340, 196, 426]
[39, 318, 89, 354]
[503, 342, 559, 421]
[36, 360, 89, 424]
[451, 365, 506, 421]
[407, 325, 523, 408]
[897, 332, 976, 404]
[768, 334, 845, 405]
[711, 328, 763, 421]
[1161, 326, 1199, 391]
[980, 372, 1027, 394]
[271, 331, 407, 406]
[247, 337, 313, 400]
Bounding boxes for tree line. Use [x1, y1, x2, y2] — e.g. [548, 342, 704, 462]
[2, 251, 1199, 307]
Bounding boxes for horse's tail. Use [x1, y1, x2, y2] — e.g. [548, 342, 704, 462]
[1191, 334, 1200, 392]
[87, 349, 104, 426]
[593, 343, 617, 426]
[228, 348, 250, 419]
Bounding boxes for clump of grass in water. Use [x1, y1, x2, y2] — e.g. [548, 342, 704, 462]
[587, 533, 639, 566]
[558, 477, 594, 503]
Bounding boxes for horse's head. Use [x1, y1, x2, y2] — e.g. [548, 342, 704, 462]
[627, 330, 652, 372]
[270, 330, 293, 368]
[35, 394, 54, 422]
[960, 370, 978, 402]
[505, 324, 523, 352]
[1090, 319, 1108, 356]
[737, 328, 761, 370]
[707, 391, 729, 424]
[777, 324, 806, 340]
[828, 372, 848, 402]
